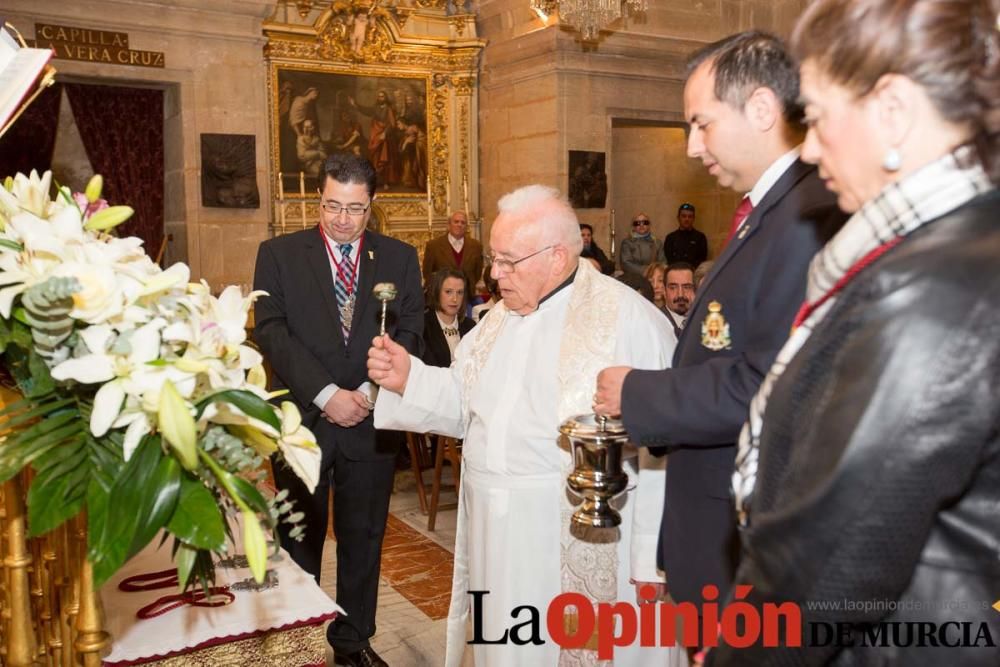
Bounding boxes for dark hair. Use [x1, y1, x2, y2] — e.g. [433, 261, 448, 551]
[579, 223, 594, 233]
[426, 268, 468, 314]
[677, 203, 696, 215]
[666, 262, 695, 275]
[618, 272, 655, 303]
[482, 264, 500, 299]
[791, 0, 1000, 185]
[323, 152, 377, 198]
[687, 30, 804, 125]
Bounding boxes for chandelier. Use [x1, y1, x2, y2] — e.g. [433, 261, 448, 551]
[531, 0, 648, 41]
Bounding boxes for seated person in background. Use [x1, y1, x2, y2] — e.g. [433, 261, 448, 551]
[617, 270, 655, 304]
[693, 259, 714, 290]
[423, 268, 475, 368]
[579, 223, 614, 274]
[619, 213, 665, 276]
[470, 265, 500, 323]
[643, 261, 670, 315]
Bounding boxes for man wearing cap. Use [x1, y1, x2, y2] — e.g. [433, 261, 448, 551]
[662, 203, 708, 267]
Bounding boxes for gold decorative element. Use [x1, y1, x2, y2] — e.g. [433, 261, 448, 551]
[1, 387, 108, 666]
[294, 0, 315, 19]
[450, 16, 467, 37]
[412, 0, 448, 8]
[428, 86, 449, 215]
[318, 1, 395, 63]
[452, 75, 475, 96]
[134, 624, 327, 666]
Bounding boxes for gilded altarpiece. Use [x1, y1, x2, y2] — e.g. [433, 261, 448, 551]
[264, 0, 485, 255]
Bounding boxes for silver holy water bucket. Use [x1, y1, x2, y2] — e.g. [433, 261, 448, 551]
[561, 413, 630, 528]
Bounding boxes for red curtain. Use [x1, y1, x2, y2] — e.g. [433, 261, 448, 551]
[0, 82, 62, 179]
[64, 83, 164, 256]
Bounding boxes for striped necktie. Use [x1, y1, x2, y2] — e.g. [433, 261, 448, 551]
[335, 243, 357, 340]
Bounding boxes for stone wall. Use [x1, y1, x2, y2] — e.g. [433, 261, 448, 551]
[5, 0, 274, 290]
[476, 0, 807, 261]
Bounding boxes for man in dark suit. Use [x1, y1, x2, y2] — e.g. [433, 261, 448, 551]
[253, 153, 423, 667]
[422, 210, 484, 294]
[594, 32, 845, 609]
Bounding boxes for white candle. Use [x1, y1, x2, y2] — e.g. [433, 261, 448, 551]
[278, 172, 284, 199]
[278, 172, 286, 233]
[463, 174, 470, 218]
[427, 176, 433, 233]
[446, 174, 452, 213]
[300, 172, 307, 228]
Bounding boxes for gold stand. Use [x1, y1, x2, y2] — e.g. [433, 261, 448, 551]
[0, 387, 109, 665]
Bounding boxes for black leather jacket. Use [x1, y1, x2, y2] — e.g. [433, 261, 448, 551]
[711, 190, 1000, 666]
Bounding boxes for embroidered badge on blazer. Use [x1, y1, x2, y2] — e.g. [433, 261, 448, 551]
[701, 301, 732, 351]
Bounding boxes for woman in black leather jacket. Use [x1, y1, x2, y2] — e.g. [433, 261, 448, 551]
[714, 1, 1000, 665]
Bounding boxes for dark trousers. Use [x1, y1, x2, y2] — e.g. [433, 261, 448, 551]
[272, 442, 396, 653]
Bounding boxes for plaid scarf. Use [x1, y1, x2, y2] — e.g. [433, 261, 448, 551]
[732, 145, 992, 526]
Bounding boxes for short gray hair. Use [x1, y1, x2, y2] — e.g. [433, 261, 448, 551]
[496, 185, 584, 256]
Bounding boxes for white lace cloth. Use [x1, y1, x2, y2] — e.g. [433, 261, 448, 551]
[102, 528, 342, 664]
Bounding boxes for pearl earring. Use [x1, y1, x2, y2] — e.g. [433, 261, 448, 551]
[883, 148, 902, 172]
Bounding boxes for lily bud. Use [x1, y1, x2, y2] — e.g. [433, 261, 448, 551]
[84, 205, 134, 232]
[85, 174, 103, 203]
[158, 379, 198, 470]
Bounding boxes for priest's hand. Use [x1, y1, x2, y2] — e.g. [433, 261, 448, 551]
[323, 389, 371, 428]
[368, 334, 410, 394]
[593, 366, 632, 417]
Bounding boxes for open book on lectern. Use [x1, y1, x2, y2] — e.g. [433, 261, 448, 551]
[0, 22, 56, 140]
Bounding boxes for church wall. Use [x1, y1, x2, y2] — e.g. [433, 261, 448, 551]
[4, 0, 274, 291]
[476, 0, 807, 261]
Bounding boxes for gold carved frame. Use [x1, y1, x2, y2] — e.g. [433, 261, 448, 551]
[264, 0, 484, 251]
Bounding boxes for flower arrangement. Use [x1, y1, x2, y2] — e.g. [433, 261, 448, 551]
[0, 170, 320, 589]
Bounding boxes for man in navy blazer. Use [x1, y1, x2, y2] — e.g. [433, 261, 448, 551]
[594, 32, 845, 608]
[253, 153, 423, 667]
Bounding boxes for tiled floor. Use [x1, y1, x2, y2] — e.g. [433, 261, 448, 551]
[319, 466, 463, 666]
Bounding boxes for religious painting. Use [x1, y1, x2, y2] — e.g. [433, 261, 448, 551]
[274, 66, 429, 196]
[200, 134, 260, 208]
[568, 150, 608, 209]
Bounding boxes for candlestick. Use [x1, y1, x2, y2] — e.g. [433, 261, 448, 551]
[427, 176, 433, 234]
[463, 174, 470, 218]
[300, 172, 307, 228]
[278, 172, 286, 234]
[610, 208, 616, 260]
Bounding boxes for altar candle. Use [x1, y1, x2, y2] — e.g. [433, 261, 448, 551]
[427, 176, 433, 233]
[278, 172, 286, 233]
[610, 208, 617, 259]
[463, 174, 470, 218]
[446, 174, 452, 212]
[299, 172, 307, 228]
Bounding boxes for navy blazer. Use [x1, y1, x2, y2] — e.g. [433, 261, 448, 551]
[621, 159, 846, 604]
[253, 227, 424, 461]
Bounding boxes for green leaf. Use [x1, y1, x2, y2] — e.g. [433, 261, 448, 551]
[86, 477, 111, 557]
[195, 390, 281, 432]
[166, 475, 226, 551]
[242, 511, 268, 583]
[27, 460, 87, 535]
[0, 239, 23, 252]
[90, 436, 182, 587]
[174, 542, 198, 590]
[24, 350, 55, 398]
[227, 473, 269, 515]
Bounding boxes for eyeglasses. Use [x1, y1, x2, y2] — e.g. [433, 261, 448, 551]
[486, 245, 555, 274]
[632, 219, 650, 227]
[319, 200, 372, 216]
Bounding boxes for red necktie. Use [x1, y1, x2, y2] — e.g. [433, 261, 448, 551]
[725, 196, 754, 245]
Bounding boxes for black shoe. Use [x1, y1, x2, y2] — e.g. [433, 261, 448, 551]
[333, 646, 388, 667]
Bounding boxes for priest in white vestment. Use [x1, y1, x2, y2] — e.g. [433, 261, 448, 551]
[370, 185, 687, 667]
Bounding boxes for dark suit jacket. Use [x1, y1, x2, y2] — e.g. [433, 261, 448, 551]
[422, 234, 484, 292]
[253, 227, 424, 461]
[421, 309, 475, 368]
[621, 160, 845, 604]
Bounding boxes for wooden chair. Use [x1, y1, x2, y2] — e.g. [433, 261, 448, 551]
[428, 436, 462, 531]
[405, 432, 435, 514]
